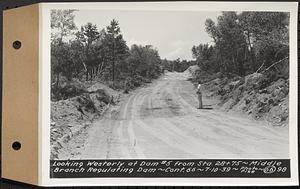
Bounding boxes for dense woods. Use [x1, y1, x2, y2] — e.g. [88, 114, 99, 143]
[192, 12, 289, 79]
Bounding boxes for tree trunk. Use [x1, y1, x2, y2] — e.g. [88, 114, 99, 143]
[94, 66, 97, 79]
[246, 31, 256, 72]
[56, 72, 60, 88]
[232, 54, 235, 73]
[112, 37, 116, 83]
[90, 68, 93, 81]
[99, 61, 105, 75]
[238, 47, 246, 76]
[96, 65, 99, 76]
[86, 68, 89, 81]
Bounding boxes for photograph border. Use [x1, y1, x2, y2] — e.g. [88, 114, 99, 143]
[40, 1, 298, 186]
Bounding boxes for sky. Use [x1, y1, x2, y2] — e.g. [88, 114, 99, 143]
[73, 10, 221, 60]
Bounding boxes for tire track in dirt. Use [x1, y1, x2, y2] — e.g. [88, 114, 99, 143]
[68, 72, 288, 159]
[168, 116, 270, 157]
[127, 90, 147, 158]
[135, 119, 197, 158]
[141, 79, 174, 118]
[149, 118, 235, 157]
[118, 91, 139, 158]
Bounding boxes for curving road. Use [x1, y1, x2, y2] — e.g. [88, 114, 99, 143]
[71, 72, 289, 159]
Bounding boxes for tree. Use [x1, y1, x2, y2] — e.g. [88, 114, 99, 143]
[192, 44, 215, 72]
[51, 9, 77, 87]
[76, 23, 101, 80]
[198, 11, 289, 79]
[242, 12, 289, 68]
[204, 12, 248, 76]
[103, 19, 129, 82]
[238, 12, 257, 71]
[51, 9, 77, 42]
[126, 45, 161, 79]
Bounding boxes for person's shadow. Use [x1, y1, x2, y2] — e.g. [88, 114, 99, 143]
[199, 104, 214, 110]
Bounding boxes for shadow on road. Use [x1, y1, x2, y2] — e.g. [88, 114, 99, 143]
[201, 107, 213, 110]
[198, 105, 214, 110]
[198, 107, 213, 110]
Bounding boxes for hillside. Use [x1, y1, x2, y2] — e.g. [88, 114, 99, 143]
[187, 65, 289, 126]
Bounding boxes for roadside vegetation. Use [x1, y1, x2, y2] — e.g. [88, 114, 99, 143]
[51, 10, 162, 102]
[190, 12, 289, 126]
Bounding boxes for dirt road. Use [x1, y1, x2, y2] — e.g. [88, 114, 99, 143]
[61, 71, 289, 159]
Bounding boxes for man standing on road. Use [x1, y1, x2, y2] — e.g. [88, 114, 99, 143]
[196, 81, 203, 109]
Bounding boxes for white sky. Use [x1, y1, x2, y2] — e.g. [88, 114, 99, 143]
[73, 10, 221, 60]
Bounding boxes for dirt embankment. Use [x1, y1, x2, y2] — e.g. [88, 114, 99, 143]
[187, 66, 289, 126]
[50, 81, 120, 159]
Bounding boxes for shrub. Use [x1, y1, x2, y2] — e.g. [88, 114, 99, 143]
[51, 81, 88, 101]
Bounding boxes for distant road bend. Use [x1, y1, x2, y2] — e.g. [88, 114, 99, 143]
[74, 71, 289, 159]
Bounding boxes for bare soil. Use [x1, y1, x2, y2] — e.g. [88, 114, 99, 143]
[55, 71, 289, 159]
